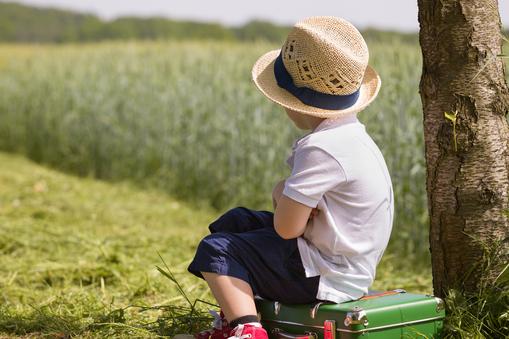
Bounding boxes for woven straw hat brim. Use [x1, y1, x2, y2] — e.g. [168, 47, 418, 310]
[252, 49, 381, 118]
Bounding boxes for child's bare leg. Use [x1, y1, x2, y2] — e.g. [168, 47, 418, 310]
[202, 272, 257, 322]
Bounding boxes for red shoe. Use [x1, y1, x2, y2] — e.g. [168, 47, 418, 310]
[228, 323, 268, 339]
[194, 310, 232, 339]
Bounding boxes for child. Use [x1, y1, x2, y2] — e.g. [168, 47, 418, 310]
[187, 16, 394, 339]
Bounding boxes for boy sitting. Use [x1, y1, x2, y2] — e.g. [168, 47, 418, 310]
[187, 16, 394, 339]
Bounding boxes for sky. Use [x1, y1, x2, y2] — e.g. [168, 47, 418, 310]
[9, 0, 509, 31]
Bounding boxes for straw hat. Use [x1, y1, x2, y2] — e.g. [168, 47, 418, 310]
[252, 16, 381, 118]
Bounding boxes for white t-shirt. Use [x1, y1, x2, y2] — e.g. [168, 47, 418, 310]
[283, 113, 394, 303]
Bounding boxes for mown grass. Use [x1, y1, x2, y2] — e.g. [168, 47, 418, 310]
[0, 39, 429, 262]
[0, 151, 216, 337]
[0, 152, 432, 338]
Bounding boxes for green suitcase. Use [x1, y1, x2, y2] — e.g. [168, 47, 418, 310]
[255, 289, 445, 339]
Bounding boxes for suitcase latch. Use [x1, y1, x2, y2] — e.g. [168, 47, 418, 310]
[435, 297, 445, 313]
[344, 306, 369, 327]
[273, 301, 281, 315]
[323, 320, 336, 339]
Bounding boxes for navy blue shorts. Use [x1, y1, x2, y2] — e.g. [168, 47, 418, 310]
[187, 207, 320, 304]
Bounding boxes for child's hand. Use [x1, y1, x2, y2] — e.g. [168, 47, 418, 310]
[308, 207, 320, 221]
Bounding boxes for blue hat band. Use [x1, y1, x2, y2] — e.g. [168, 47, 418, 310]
[273, 52, 360, 110]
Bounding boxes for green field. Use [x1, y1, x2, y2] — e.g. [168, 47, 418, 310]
[0, 39, 429, 261]
[0, 152, 431, 337]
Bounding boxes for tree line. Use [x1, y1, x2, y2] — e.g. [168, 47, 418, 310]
[0, 2, 423, 44]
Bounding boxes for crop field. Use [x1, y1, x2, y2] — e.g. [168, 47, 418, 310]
[1, 37, 506, 337]
[0, 38, 428, 258]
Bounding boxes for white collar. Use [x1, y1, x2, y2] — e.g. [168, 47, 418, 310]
[291, 113, 361, 149]
[312, 113, 360, 133]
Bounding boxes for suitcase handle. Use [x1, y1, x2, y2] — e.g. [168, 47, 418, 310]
[358, 288, 406, 300]
[272, 328, 317, 339]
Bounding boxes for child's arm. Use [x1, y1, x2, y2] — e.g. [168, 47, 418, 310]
[274, 194, 313, 239]
[272, 179, 286, 210]
[273, 146, 343, 239]
[273, 179, 319, 225]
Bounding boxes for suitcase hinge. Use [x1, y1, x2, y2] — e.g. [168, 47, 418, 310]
[435, 297, 445, 313]
[344, 306, 369, 327]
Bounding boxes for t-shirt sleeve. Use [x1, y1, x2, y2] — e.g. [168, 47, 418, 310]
[286, 138, 300, 169]
[283, 146, 347, 208]
[286, 152, 294, 169]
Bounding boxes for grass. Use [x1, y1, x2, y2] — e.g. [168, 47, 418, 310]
[0, 151, 217, 337]
[442, 238, 509, 338]
[0, 151, 432, 338]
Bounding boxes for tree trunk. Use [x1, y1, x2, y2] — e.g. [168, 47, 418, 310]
[417, 0, 509, 297]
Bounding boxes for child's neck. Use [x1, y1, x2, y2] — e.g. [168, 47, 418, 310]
[305, 116, 326, 131]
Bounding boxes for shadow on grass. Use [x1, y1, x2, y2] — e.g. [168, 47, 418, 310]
[442, 237, 509, 338]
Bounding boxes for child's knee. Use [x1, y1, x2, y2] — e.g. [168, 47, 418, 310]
[208, 206, 249, 233]
[195, 232, 229, 257]
[188, 233, 233, 279]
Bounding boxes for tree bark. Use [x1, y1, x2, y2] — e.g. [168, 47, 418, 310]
[417, 0, 509, 297]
